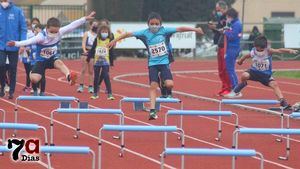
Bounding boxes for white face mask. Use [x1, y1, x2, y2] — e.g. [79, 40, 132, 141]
[47, 32, 59, 39]
[101, 33, 108, 39]
[149, 25, 161, 33]
[1, 1, 9, 8]
[226, 17, 233, 23]
[255, 48, 266, 57]
[32, 24, 36, 30]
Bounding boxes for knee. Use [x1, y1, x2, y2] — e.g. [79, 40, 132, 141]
[30, 74, 41, 84]
[241, 73, 250, 81]
[165, 80, 174, 89]
[55, 60, 64, 67]
[150, 82, 158, 90]
[269, 81, 278, 88]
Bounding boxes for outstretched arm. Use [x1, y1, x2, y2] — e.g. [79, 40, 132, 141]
[237, 54, 251, 65]
[107, 32, 133, 49]
[176, 27, 204, 35]
[7, 33, 44, 47]
[269, 48, 298, 55]
[60, 11, 96, 35]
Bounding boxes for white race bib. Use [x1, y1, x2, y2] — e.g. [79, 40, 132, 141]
[40, 46, 58, 59]
[149, 42, 168, 57]
[95, 47, 108, 58]
[253, 59, 270, 71]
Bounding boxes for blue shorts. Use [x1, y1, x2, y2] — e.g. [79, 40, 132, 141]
[148, 64, 173, 84]
[246, 69, 274, 86]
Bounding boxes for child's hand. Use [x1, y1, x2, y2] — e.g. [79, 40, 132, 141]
[107, 40, 117, 49]
[289, 49, 298, 54]
[7, 41, 16, 47]
[196, 27, 204, 35]
[85, 11, 96, 21]
[237, 59, 243, 65]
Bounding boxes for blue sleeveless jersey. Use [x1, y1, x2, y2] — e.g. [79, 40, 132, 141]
[35, 31, 60, 62]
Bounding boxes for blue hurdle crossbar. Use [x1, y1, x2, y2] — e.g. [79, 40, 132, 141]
[166, 110, 238, 141]
[120, 97, 182, 112]
[233, 128, 300, 160]
[14, 96, 79, 137]
[161, 148, 263, 169]
[220, 99, 285, 142]
[40, 146, 95, 169]
[287, 112, 300, 129]
[98, 124, 185, 169]
[0, 123, 48, 146]
[50, 108, 124, 145]
[0, 145, 9, 153]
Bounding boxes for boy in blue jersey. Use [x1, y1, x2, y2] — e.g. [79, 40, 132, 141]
[226, 36, 298, 109]
[108, 12, 204, 120]
[7, 11, 96, 88]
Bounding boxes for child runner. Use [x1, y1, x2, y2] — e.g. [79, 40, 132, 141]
[159, 43, 174, 98]
[7, 12, 96, 88]
[226, 35, 298, 109]
[21, 20, 35, 93]
[30, 24, 47, 96]
[108, 12, 204, 120]
[87, 24, 115, 100]
[77, 20, 98, 93]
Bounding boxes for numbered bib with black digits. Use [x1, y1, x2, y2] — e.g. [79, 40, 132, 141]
[253, 59, 270, 71]
[95, 46, 108, 58]
[40, 46, 58, 59]
[149, 42, 168, 58]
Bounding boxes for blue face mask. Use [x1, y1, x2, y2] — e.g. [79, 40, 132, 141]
[215, 11, 222, 18]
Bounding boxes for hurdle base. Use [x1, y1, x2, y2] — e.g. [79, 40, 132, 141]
[278, 156, 288, 160]
[112, 135, 121, 139]
[119, 152, 124, 158]
[215, 137, 221, 142]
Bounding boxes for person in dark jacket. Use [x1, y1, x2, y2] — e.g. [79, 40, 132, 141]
[0, 0, 27, 99]
[248, 26, 261, 51]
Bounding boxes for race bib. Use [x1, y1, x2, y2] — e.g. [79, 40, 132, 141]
[253, 59, 270, 71]
[149, 42, 168, 57]
[40, 46, 58, 59]
[95, 46, 108, 58]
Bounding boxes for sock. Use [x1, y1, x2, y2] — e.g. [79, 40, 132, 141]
[67, 74, 70, 82]
[234, 82, 247, 93]
[150, 109, 156, 113]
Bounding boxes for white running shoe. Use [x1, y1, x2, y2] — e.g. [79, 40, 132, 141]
[224, 91, 242, 98]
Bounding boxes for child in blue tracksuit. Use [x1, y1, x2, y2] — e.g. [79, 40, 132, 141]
[227, 35, 298, 109]
[223, 8, 242, 92]
[108, 12, 204, 120]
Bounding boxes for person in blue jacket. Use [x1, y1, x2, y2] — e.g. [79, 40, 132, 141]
[0, 0, 27, 99]
[223, 8, 242, 97]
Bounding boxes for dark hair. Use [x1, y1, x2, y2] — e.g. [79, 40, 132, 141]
[252, 26, 259, 33]
[226, 8, 238, 19]
[31, 17, 40, 24]
[217, 1, 227, 10]
[147, 12, 162, 24]
[47, 17, 61, 28]
[98, 24, 112, 39]
[34, 23, 43, 30]
[254, 35, 268, 49]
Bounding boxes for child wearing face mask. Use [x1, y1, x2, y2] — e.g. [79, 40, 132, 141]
[226, 35, 298, 109]
[77, 20, 98, 93]
[87, 24, 115, 100]
[7, 11, 96, 88]
[108, 12, 204, 120]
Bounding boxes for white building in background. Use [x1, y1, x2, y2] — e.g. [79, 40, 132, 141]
[41, 0, 86, 5]
[233, 0, 300, 31]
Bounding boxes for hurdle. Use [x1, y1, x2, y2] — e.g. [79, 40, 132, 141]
[120, 97, 182, 112]
[161, 148, 264, 169]
[98, 124, 185, 169]
[220, 99, 284, 142]
[287, 112, 300, 129]
[0, 123, 48, 146]
[233, 128, 300, 160]
[50, 108, 124, 145]
[14, 96, 79, 136]
[166, 110, 238, 141]
[41, 146, 95, 169]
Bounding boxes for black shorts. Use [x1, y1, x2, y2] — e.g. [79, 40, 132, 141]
[31, 57, 59, 76]
[148, 64, 173, 84]
[246, 69, 274, 86]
